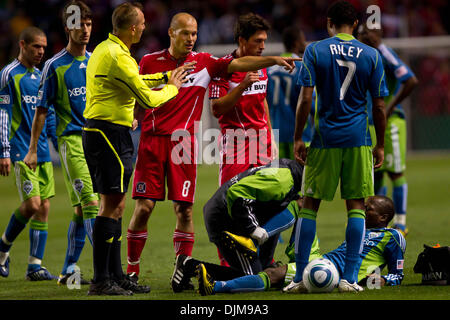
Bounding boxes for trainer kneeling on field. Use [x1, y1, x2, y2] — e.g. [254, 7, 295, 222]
[171, 158, 303, 292]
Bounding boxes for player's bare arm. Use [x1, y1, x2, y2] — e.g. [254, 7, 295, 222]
[210, 71, 259, 118]
[263, 98, 278, 160]
[24, 106, 48, 171]
[386, 76, 418, 118]
[372, 96, 386, 169]
[293, 86, 314, 165]
[228, 56, 301, 74]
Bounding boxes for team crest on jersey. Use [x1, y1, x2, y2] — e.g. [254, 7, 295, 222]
[0, 95, 10, 104]
[73, 178, 84, 194]
[23, 180, 33, 195]
[368, 232, 381, 239]
[258, 70, 264, 77]
[136, 182, 146, 193]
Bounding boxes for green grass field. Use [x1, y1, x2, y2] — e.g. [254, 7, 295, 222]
[0, 153, 449, 301]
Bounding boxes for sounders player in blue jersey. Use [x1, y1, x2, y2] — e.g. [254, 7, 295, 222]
[24, 1, 97, 285]
[358, 25, 418, 235]
[0, 27, 58, 281]
[267, 26, 314, 159]
[192, 195, 405, 295]
[290, 1, 388, 293]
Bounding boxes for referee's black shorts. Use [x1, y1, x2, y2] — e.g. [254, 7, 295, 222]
[82, 119, 134, 194]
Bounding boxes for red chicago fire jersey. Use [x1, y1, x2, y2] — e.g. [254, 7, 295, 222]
[139, 50, 232, 135]
[208, 53, 269, 132]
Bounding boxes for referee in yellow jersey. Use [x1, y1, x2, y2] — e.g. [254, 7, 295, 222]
[83, 2, 192, 296]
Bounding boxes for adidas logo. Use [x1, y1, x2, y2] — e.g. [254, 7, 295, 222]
[173, 269, 183, 284]
[30, 74, 37, 79]
[79, 62, 86, 69]
[157, 57, 166, 61]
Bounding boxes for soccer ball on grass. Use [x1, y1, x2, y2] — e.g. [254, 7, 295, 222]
[302, 258, 339, 293]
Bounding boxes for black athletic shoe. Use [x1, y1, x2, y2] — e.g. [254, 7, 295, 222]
[87, 280, 133, 296]
[126, 272, 139, 283]
[58, 272, 91, 285]
[171, 254, 195, 293]
[118, 276, 151, 294]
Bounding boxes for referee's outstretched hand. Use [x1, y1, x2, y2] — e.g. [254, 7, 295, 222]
[168, 61, 197, 89]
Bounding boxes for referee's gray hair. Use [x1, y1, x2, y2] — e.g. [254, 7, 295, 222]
[112, 2, 143, 32]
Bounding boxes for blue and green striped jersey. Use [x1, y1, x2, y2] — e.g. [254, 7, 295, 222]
[366, 43, 415, 124]
[0, 59, 55, 163]
[285, 200, 406, 286]
[298, 33, 388, 148]
[324, 227, 406, 286]
[267, 53, 314, 144]
[38, 48, 91, 136]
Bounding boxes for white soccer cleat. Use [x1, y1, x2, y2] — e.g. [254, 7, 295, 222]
[282, 280, 308, 293]
[338, 279, 364, 293]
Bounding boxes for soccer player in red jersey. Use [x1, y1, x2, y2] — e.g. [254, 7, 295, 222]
[126, 12, 300, 285]
[209, 13, 277, 187]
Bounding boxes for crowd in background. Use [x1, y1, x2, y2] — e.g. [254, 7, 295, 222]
[0, 0, 449, 120]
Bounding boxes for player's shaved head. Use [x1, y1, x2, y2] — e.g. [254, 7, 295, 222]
[368, 195, 395, 225]
[357, 23, 382, 48]
[170, 13, 197, 31]
[359, 23, 382, 37]
[19, 26, 46, 44]
[168, 12, 197, 58]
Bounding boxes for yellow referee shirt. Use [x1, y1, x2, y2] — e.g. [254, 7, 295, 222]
[84, 33, 178, 127]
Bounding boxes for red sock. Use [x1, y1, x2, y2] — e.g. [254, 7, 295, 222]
[173, 229, 195, 256]
[126, 229, 148, 275]
[217, 248, 230, 267]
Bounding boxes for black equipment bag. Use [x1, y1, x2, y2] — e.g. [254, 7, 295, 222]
[413, 244, 450, 285]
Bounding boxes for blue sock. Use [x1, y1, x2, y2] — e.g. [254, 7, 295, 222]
[294, 209, 317, 283]
[28, 220, 48, 272]
[342, 210, 366, 283]
[82, 205, 98, 245]
[0, 209, 28, 252]
[262, 208, 295, 237]
[84, 218, 95, 245]
[392, 177, 407, 230]
[377, 185, 387, 196]
[61, 215, 86, 275]
[374, 171, 386, 195]
[214, 272, 269, 293]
